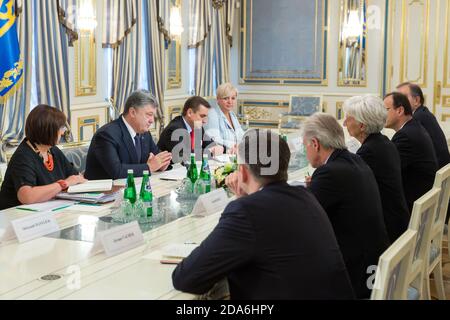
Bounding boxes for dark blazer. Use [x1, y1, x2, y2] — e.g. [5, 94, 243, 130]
[85, 117, 159, 180]
[308, 149, 390, 299]
[392, 119, 438, 212]
[157, 116, 214, 163]
[172, 182, 355, 300]
[413, 105, 450, 169]
[357, 133, 410, 243]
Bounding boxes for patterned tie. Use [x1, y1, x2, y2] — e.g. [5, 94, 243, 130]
[190, 130, 195, 152]
[134, 135, 142, 162]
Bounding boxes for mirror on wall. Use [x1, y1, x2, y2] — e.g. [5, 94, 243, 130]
[167, 0, 182, 89]
[338, 0, 367, 87]
[74, 0, 97, 96]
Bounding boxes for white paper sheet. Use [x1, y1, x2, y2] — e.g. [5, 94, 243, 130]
[157, 166, 188, 181]
[68, 179, 113, 193]
[161, 243, 199, 258]
[16, 200, 76, 212]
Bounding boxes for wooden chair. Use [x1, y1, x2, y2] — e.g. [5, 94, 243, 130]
[423, 164, 450, 300]
[407, 188, 441, 300]
[371, 230, 417, 300]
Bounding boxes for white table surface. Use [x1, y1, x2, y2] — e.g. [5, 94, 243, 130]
[0, 165, 310, 300]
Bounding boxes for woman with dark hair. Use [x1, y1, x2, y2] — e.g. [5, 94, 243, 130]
[0, 105, 86, 210]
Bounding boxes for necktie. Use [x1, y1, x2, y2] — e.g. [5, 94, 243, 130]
[190, 130, 195, 152]
[134, 135, 142, 162]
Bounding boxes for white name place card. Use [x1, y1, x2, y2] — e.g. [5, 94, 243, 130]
[92, 221, 144, 257]
[10, 211, 60, 243]
[0, 224, 16, 242]
[191, 188, 229, 217]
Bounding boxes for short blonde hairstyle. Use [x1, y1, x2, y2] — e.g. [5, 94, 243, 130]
[216, 83, 238, 99]
[301, 113, 347, 150]
[343, 95, 387, 135]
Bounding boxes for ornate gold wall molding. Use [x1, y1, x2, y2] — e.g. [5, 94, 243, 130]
[399, 0, 429, 88]
[74, 31, 97, 96]
[444, 1, 450, 88]
[240, 0, 328, 85]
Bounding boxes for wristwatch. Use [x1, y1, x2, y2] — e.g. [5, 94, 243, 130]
[57, 179, 69, 191]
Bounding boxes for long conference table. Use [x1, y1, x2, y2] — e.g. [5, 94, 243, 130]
[0, 163, 310, 300]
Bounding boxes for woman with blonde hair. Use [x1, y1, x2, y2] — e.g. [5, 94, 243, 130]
[343, 95, 409, 242]
[204, 83, 244, 154]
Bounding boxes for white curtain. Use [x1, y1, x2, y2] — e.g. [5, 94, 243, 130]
[189, 0, 236, 97]
[33, 0, 72, 125]
[103, 0, 139, 114]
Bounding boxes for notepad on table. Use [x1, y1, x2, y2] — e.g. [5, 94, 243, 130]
[67, 179, 113, 193]
[159, 243, 199, 264]
[56, 185, 122, 204]
[157, 166, 187, 181]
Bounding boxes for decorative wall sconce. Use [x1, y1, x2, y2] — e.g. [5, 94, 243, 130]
[167, 0, 182, 89]
[338, 0, 367, 87]
[77, 0, 98, 32]
[74, 0, 97, 97]
[169, 5, 184, 39]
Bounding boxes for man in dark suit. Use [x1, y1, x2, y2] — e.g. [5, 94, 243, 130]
[85, 90, 172, 180]
[172, 130, 355, 300]
[302, 113, 390, 299]
[397, 82, 450, 169]
[384, 92, 438, 212]
[158, 96, 223, 163]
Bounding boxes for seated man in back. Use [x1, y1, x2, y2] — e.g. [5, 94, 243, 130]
[397, 82, 450, 169]
[157, 96, 223, 163]
[302, 113, 390, 299]
[85, 90, 172, 180]
[384, 92, 438, 212]
[172, 129, 355, 300]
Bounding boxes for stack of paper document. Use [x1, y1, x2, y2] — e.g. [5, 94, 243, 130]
[157, 166, 188, 181]
[68, 179, 113, 193]
[159, 243, 198, 264]
[288, 180, 306, 187]
[56, 192, 118, 204]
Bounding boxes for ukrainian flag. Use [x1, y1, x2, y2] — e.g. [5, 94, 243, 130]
[0, 0, 23, 103]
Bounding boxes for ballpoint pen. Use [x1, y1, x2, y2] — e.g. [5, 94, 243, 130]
[16, 207, 38, 212]
[160, 178, 179, 181]
[52, 204, 73, 211]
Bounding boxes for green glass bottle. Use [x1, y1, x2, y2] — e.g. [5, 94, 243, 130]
[139, 170, 153, 217]
[124, 169, 137, 204]
[199, 154, 211, 193]
[188, 153, 198, 186]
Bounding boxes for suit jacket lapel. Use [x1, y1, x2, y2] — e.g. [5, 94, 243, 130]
[119, 117, 138, 163]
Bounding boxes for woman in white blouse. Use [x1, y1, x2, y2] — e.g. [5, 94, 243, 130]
[204, 83, 245, 154]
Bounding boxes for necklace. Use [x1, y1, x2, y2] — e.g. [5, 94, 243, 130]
[26, 139, 54, 172]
